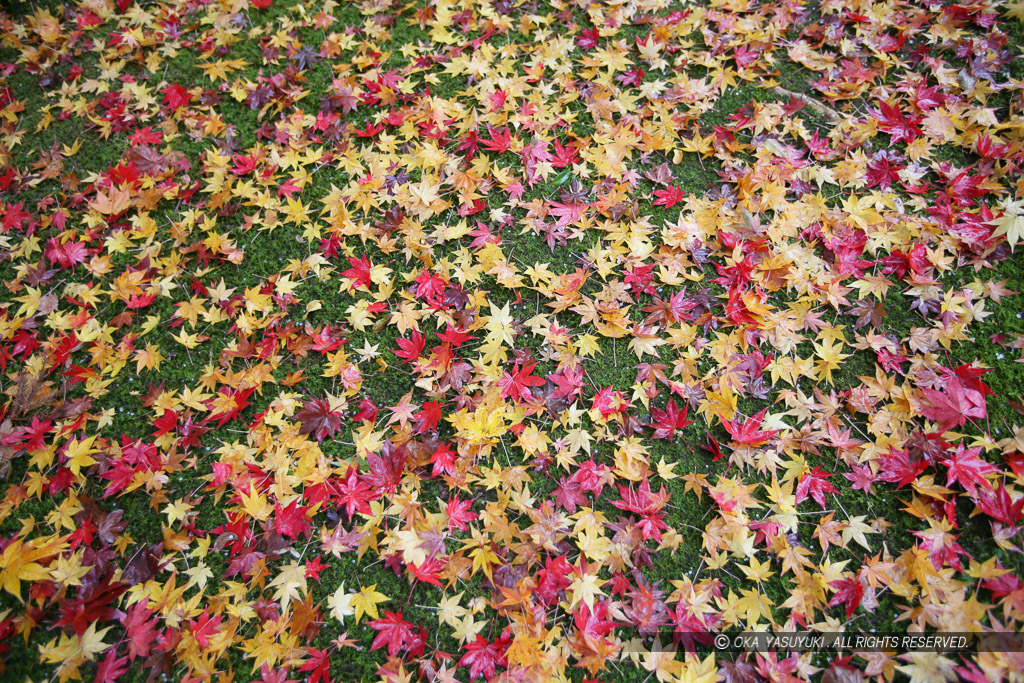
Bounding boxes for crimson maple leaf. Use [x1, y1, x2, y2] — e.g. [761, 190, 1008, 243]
[649, 400, 693, 441]
[258, 664, 296, 683]
[876, 447, 928, 489]
[828, 575, 864, 619]
[446, 494, 478, 531]
[150, 408, 177, 437]
[368, 611, 427, 657]
[341, 254, 372, 290]
[162, 82, 192, 111]
[943, 442, 998, 492]
[652, 184, 685, 208]
[623, 577, 670, 635]
[550, 366, 584, 399]
[408, 557, 446, 586]
[437, 325, 476, 346]
[295, 398, 342, 441]
[189, 610, 224, 649]
[576, 27, 600, 50]
[498, 361, 545, 402]
[413, 400, 443, 435]
[535, 555, 573, 605]
[309, 325, 347, 353]
[46, 239, 89, 270]
[554, 475, 588, 513]
[413, 270, 447, 307]
[459, 634, 510, 681]
[55, 574, 128, 636]
[573, 600, 618, 642]
[119, 601, 158, 661]
[393, 330, 425, 363]
[329, 465, 369, 517]
[93, 648, 130, 683]
[795, 466, 838, 509]
[973, 484, 1024, 526]
[551, 138, 579, 167]
[722, 408, 778, 445]
[919, 365, 990, 430]
[299, 648, 332, 683]
[273, 499, 311, 539]
[365, 440, 407, 493]
[204, 387, 255, 428]
[430, 442, 457, 477]
[875, 100, 922, 144]
[479, 125, 513, 153]
[612, 479, 670, 541]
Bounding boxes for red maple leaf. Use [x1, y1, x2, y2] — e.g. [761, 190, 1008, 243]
[150, 408, 177, 437]
[498, 361, 545, 402]
[120, 601, 159, 661]
[413, 270, 447, 307]
[189, 609, 223, 649]
[309, 325, 347, 353]
[576, 27, 600, 50]
[341, 255, 372, 290]
[408, 557, 446, 586]
[446, 494, 478, 531]
[795, 466, 838, 509]
[273, 499, 311, 539]
[553, 475, 588, 513]
[943, 442, 998, 492]
[364, 440, 407, 494]
[652, 184, 685, 208]
[875, 100, 922, 144]
[204, 387, 255, 428]
[162, 83, 192, 111]
[649, 400, 693, 441]
[919, 366, 990, 431]
[828, 575, 864, 619]
[437, 325, 476, 346]
[258, 664, 296, 683]
[702, 436, 726, 461]
[973, 484, 1024, 526]
[299, 648, 332, 683]
[534, 555, 573, 605]
[55, 575, 127, 636]
[612, 479, 670, 541]
[295, 398, 343, 441]
[479, 125, 513, 153]
[623, 577, 670, 635]
[46, 240, 89, 270]
[430, 442, 457, 477]
[573, 600, 618, 642]
[413, 400, 443, 435]
[336, 465, 375, 518]
[591, 387, 627, 419]
[550, 365, 584, 399]
[551, 139, 579, 167]
[368, 611, 427, 657]
[304, 555, 327, 581]
[393, 330, 425, 363]
[722, 408, 778, 446]
[459, 634, 511, 681]
[548, 200, 587, 226]
[93, 648, 130, 683]
[876, 447, 928, 489]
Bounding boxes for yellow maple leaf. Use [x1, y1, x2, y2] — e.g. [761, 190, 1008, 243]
[350, 584, 389, 623]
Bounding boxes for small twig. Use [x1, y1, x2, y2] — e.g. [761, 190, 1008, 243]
[772, 86, 842, 123]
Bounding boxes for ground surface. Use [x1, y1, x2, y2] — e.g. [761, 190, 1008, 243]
[0, 0, 1023, 681]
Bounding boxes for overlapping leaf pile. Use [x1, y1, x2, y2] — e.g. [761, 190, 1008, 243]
[1, 0, 1023, 681]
